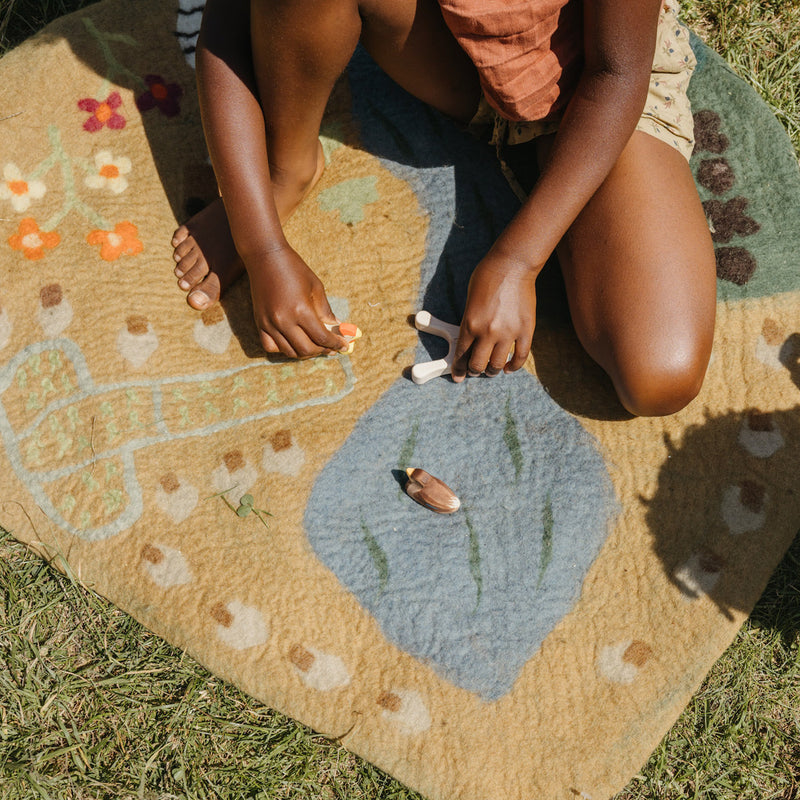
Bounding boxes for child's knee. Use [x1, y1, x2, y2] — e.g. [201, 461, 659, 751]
[609, 333, 712, 417]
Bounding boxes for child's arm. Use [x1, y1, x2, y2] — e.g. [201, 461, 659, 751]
[451, 0, 662, 381]
[195, 0, 345, 358]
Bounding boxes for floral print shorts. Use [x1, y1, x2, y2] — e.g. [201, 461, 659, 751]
[469, 2, 697, 163]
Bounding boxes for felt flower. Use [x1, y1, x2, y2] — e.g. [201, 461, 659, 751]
[87, 221, 143, 261]
[8, 218, 60, 260]
[136, 74, 182, 118]
[78, 92, 126, 132]
[0, 163, 46, 212]
[85, 150, 132, 194]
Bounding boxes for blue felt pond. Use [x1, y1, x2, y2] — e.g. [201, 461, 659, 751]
[305, 374, 618, 701]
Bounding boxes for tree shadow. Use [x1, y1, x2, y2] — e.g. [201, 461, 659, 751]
[644, 401, 800, 629]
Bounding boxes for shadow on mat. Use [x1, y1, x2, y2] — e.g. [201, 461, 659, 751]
[644, 402, 800, 624]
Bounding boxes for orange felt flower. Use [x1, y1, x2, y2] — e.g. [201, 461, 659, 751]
[87, 221, 143, 261]
[8, 218, 60, 260]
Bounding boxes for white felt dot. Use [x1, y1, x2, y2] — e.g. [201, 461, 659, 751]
[141, 544, 193, 588]
[193, 315, 232, 354]
[293, 646, 351, 691]
[38, 299, 73, 338]
[155, 479, 199, 524]
[754, 336, 784, 370]
[738, 420, 784, 459]
[263, 442, 305, 476]
[596, 642, 639, 685]
[380, 689, 431, 735]
[216, 600, 270, 650]
[673, 553, 722, 600]
[721, 485, 767, 535]
[117, 326, 158, 367]
[211, 463, 258, 505]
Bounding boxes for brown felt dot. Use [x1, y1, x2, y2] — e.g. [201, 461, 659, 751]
[739, 480, 765, 513]
[126, 315, 149, 335]
[622, 641, 653, 668]
[692, 109, 730, 155]
[271, 429, 293, 452]
[140, 543, 164, 564]
[288, 644, 315, 672]
[201, 304, 225, 326]
[210, 602, 233, 627]
[715, 247, 757, 286]
[159, 472, 180, 493]
[761, 318, 785, 346]
[223, 450, 245, 472]
[698, 549, 725, 574]
[704, 197, 760, 244]
[697, 158, 736, 195]
[377, 692, 402, 713]
[40, 283, 63, 308]
[747, 410, 774, 432]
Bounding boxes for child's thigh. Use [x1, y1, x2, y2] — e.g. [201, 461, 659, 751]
[553, 131, 717, 415]
[358, 0, 480, 123]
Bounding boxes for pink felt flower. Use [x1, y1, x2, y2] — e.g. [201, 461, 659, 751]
[136, 74, 183, 118]
[78, 92, 126, 132]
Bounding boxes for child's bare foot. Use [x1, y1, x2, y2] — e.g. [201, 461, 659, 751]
[171, 140, 326, 309]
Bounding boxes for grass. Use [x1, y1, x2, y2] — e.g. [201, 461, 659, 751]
[1, 1, 799, 798]
[681, 0, 800, 155]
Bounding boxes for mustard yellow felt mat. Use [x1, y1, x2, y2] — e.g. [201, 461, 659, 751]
[1, 1, 799, 798]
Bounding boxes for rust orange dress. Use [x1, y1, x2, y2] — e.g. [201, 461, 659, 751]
[437, 0, 584, 123]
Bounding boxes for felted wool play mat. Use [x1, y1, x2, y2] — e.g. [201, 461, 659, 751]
[1, 1, 799, 798]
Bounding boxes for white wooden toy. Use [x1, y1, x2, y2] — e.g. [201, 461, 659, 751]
[411, 310, 512, 384]
[411, 310, 461, 384]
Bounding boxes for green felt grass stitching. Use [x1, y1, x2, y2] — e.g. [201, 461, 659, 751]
[537, 492, 554, 589]
[463, 506, 483, 609]
[503, 395, 524, 483]
[361, 516, 389, 599]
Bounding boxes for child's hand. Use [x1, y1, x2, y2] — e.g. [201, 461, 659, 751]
[245, 242, 347, 358]
[451, 252, 537, 381]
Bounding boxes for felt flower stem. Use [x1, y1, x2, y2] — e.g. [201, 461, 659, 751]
[37, 127, 110, 232]
[82, 18, 145, 98]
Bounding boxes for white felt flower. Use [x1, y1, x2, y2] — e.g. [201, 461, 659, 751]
[85, 150, 132, 194]
[0, 163, 46, 212]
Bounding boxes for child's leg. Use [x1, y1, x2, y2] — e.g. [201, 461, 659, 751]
[172, 0, 350, 310]
[173, 0, 479, 310]
[541, 130, 716, 417]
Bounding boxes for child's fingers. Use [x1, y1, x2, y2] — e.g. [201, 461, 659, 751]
[260, 327, 297, 359]
[505, 337, 530, 373]
[301, 316, 347, 353]
[464, 337, 495, 379]
[259, 331, 280, 354]
[485, 339, 515, 376]
[450, 332, 475, 382]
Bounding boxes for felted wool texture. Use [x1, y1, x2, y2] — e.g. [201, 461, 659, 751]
[1, 2, 799, 800]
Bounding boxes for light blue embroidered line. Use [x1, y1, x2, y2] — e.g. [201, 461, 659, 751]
[0, 338, 356, 541]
